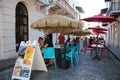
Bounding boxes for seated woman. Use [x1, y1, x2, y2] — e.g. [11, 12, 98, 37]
[38, 37, 44, 49]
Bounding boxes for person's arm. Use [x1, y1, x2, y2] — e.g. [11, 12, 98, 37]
[40, 43, 44, 48]
[44, 43, 48, 48]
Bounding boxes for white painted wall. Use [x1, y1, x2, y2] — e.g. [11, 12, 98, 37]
[0, 0, 17, 59]
[0, 0, 46, 60]
[29, 4, 45, 41]
[0, 0, 3, 60]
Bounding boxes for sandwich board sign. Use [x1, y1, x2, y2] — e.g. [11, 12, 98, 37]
[12, 40, 47, 80]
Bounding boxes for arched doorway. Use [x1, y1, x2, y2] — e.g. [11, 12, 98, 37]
[15, 2, 28, 51]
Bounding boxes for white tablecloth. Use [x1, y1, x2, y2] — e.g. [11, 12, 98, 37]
[91, 44, 104, 48]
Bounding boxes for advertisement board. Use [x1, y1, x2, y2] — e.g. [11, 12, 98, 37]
[12, 41, 47, 80]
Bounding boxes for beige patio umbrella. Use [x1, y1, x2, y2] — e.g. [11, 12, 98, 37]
[74, 31, 91, 36]
[65, 30, 91, 36]
[31, 15, 82, 33]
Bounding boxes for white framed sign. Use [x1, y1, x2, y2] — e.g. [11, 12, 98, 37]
[12, 40, 47, 80]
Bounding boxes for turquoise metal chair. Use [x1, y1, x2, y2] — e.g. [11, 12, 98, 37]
[66, 43, 74, 52]
[75, 43, 80, 64]
[65, 47, 77, 68]
[43, 47, 57, 68]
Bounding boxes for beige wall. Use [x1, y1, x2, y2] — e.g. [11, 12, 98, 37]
[109, 20, 120, 48]
[0, 0, 3, 59]
[1, 0, 16, 60]
[118, 23, 120, 48]
[0, 0, 45, 60]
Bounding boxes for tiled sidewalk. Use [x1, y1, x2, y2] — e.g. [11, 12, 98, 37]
[0, 58, 16, 80]
[30, 51, 120, 80]
[0, 58, 16, 70]
[108, 46, 120, 61]
[0, 49, 120, 80]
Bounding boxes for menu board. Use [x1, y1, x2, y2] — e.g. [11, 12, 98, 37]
[12, 45, 35, 80]
[12, 41, 47, 80]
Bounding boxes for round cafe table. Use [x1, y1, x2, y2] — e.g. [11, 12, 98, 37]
[91, 44, 104, 60]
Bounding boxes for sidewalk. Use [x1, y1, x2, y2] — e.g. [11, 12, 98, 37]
[0, 58, 16, 80]
[107, 46, 120, 61]
[0, 58, 16, 71]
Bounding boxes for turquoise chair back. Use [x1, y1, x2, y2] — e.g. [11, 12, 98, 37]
[71, 47, 77, 56]
[43, 47, 55, 58]
[76, 43, 80, 53]
[66, 43, 74, 52]
[65, 47, 77, 68]
[43, 47, 56, 68]
[75, 43, 80, 64]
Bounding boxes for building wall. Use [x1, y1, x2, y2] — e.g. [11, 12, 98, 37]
[0, 0, 45, 60]
[0, 0, 16, 60]
[0, 0, 78, 60]
[109, 20, 120, 48]
[118, 22, 120, 47]
[0, 0, 3, 59]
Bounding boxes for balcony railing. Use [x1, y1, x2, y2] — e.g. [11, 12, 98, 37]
[37, 0, 77, 18]
[106, 2, 120, 16]
[56, 0, 77, 18]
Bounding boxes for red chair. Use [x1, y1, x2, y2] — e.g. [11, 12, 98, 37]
[100, 46, 110, 58]
[84, 44, 93, 56]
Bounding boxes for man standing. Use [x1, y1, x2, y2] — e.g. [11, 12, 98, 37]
[58, 33, 65, 46]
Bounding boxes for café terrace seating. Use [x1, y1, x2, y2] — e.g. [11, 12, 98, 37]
[42, 42, 81, 68]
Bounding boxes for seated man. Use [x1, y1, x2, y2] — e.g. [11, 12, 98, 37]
[43, 34, 53, 65]
[44, 34, 53, 47]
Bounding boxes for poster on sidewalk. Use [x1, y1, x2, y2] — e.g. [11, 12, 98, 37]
[12, 40, 47, 80]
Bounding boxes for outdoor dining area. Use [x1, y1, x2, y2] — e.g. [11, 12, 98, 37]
[22, 13, 120, 80]
[31, 14, 91, 69]
[30, 14, 117, 69]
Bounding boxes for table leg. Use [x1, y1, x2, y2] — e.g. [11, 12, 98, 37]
[92, 54, 101, 60]
[92, 47, 101, 60]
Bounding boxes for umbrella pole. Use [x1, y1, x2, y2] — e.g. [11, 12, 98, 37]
[93, 34, 100, 60]
[93, 26, 101, 60]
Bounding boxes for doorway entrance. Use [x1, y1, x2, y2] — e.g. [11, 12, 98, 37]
[15, 2, 28, 51]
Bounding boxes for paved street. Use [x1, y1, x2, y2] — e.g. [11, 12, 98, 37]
[0, 51, 120, 80]
[30, 51, 120, 80]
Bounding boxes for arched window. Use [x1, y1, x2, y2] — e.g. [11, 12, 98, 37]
[15, 2, 28, 51]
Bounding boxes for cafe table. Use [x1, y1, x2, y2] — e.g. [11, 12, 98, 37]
[91, 44, 104, 60]
[54, 45, 64, 59]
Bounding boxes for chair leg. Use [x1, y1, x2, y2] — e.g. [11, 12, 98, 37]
[54, 58, 57, 68]
[77, 54, 80, 64]
[100, 49, 103, 57]
[75, 54, 79, 64]
[106, 49, 110, 58]
[84, 49, 86, 56]
[90, 49, 93, 56]
[71, 58, 73, 68]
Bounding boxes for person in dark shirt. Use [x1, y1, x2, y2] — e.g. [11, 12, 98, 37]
[89, 36, 93, 47]
[44, 34, 53, 47]
[43, 34, 53, 65]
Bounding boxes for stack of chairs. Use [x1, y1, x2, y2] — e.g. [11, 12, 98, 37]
[65, 43, 80, 68]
